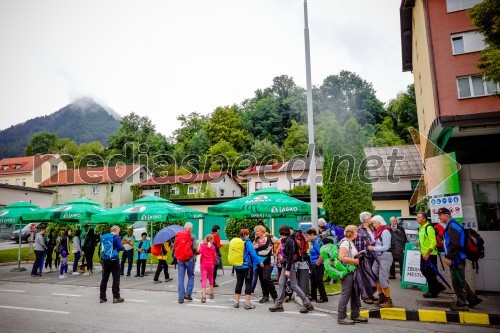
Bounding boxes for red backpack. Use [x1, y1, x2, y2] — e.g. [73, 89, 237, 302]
[174, 230, 193, 261]
[151, 244, 163, 256]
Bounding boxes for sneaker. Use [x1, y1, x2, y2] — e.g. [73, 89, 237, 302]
[213, 283, 219, 287]
[153, 280, 162, 284]
[165, 278, 173, 282]
[338, 318, 355, 325]
[233, 302, 240, 308]
[363, 298, 374, 304]
[72, 272, 80, 275]
[178, 299, 184, 304]
[184, 294, 193, 301]
[126, 273, 131, 276]
[450, 305, 468, 312]
[352, 316, 368, 323]
[284, 296, 290, 303]
[317, 298, 328, 303]
[112, 297, 124, 303]
[269, 302, 283, 312]
[100, 298, 107, 303]
[83, 272, 90, 276]
[468, 298, 483, 309]
[299, 303, 314, 313]
[59, 275, 64, 278]
[31, 273, 41, 277]
[244, 303, 255, 310]
[423, 292, 438, 298]
[259, 296, 270, 303]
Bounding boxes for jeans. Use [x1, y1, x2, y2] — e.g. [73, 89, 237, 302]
[420, 255, 445, 295]
[178, 259, 195, 300]
[450, 261, 477, 306]
[338, 271, 360, 320]
[276, 262, 310, 305]
[251, 267, 259, 293]
[257, 264, 277, 299]
[310, 264, 327, 300]
[121, 249, 134, 275]
[31, 250, 44, 275]
[73, 252, 81, 272]
[100, 259, 121, 299]
[154, 259, 169, 281]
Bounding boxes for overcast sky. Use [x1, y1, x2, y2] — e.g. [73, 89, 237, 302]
[0, 0, 412, 138]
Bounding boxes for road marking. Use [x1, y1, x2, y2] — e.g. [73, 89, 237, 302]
[186, 304, 230, 309]
[122, 279, 156, 288]
[216, 279, 235, 286]
[0, 289, 26, 293]
[51, 293, 81, 297]
[126, 299, 148, 303]
[282, 311, 327, 317]
[0, 305, 69, 314]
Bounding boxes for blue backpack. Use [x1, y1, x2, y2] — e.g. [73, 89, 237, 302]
[100, 233, 117, 260]
[326, 222, 345, 241]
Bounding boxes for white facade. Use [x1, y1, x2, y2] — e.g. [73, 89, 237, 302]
[246, 170, 323, 195]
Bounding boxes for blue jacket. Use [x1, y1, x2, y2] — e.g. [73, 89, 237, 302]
[112, 234, 124, 260]
[235, 238, 262, 270]
[309, 236, 323, 265]
[443, 218, 467, 265]
[134, 238, 151, 260]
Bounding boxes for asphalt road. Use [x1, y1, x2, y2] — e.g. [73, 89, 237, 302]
[0, 277, 498, 333]
[0, 240, 28, 251]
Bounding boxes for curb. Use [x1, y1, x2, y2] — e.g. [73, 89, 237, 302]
[357, 308, 500, 326]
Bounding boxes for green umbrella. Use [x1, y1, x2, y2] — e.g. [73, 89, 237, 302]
[0, 201, 40, 272]
[91, 196, 204, 224]
[207, 187, 326, 219]
[22, 198, 108, 225]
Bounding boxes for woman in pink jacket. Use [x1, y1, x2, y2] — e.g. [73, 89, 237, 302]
[197, 234, 217, 303]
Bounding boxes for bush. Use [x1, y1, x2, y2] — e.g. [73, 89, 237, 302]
[224, 218, 267, 240]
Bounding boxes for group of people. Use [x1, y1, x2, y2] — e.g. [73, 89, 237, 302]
[30, 225, 97, 279]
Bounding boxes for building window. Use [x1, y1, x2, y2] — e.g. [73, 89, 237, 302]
[15, 164, 21, 170]
[71, 186, 78, 195]
[154, 191, 160, 197]
[233, 190, 236, 197]
[51, 165, 58, 172]
[2, 165, 8, 170]
[110, 185, 114, 193]
[255, 182, 262, 191]
[188, 186, 197, 194]
[451, 31, 485, 55]
[410, 180, 419, 191]
[219, 189, 225, 197]
[21, 179, 26, 187]
[270, 181, 278, 188]
[473, 182, 500, 231]
[457, 75, 499, 98]
[171, 187, 179, 195]
[446, 0, 482, 13]
[105, 203, 113, 208]
[293, 179, 307, 188]
[91, 185, 99, 194]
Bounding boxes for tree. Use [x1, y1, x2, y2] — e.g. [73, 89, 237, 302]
[241, 97, 284, 144]
[174, 112, 209, 143]
[322, 118, 374, 226]
[250, 139, 283, 164]
[283, 120, 309, 159]
[469, 0, 500, 86]
[75, 141, 106, 167]
[201, 140, 239, 173]
[204, 106, 251, 152]
[318, 71, 386, 125]
[386, 84, 418, 142]
[369, 117, 406, 147]
[25, 132, 58, 155]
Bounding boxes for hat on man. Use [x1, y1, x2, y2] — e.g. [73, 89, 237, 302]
[437, 207, 451, 215]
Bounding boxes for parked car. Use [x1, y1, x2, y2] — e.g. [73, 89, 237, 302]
[10, 223, 42, 243]
[397, 216, 419, 243]
[130, 221, 148, 240]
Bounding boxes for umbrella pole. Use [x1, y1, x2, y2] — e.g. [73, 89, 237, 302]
[150, 222, 153, 273]
[11, 221, 26, 272]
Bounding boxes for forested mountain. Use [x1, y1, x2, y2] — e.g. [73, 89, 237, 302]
[0, 97, 120, 159]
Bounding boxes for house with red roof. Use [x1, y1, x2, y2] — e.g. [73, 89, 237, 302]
[133, 171, 242, 199]
[0, 154, 67, 189]
[39, 164, 148, 208]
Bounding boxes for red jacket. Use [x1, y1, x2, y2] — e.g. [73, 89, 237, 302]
[212, 232, 222, 249]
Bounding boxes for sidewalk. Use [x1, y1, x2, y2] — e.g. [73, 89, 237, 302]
[1, 263, 499, 327]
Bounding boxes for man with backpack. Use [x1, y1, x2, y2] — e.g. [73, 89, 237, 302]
[174, 222, 197, 304]
[99, 225, 124, 304]
[439, 208, 482, 311]
[416, 212, 445, 298]
[269, 226, 314, 314]
[318, 218, 336, 245]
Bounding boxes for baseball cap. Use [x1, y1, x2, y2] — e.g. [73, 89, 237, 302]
[437, 207, 451, 215]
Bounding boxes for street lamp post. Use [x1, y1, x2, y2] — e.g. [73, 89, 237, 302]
[303, 0, 318, 230]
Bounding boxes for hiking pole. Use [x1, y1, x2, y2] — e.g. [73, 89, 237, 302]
[426, 259, 451, 289]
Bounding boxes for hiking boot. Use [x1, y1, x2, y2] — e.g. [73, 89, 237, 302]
[178, 299, 184, 304]
[99, 298, 107, 303]
[352, 316, 368, 323]
[244, 303, 255, 310]
[337, 318, 355, 325]
[468, 298, 483, 309]
[153, 280, 162, 284]
[184, 294, 193, 301]
[379, 298, 394, 308]
[259, 296, 270, 303]
[269, 302, 284, 312]
[165, 278, 173, 282]
[363, 298, 374, 304]
[284, 296, 290, 302]
[423, 292, 438, 298]
[450, 304, 468, 312]
[317, 298, 328, 303]
[233, 302, 240, 308]
[113, 297, 124, 303]
[299, 303, 314, 313]
[373, 294, 387, 306]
